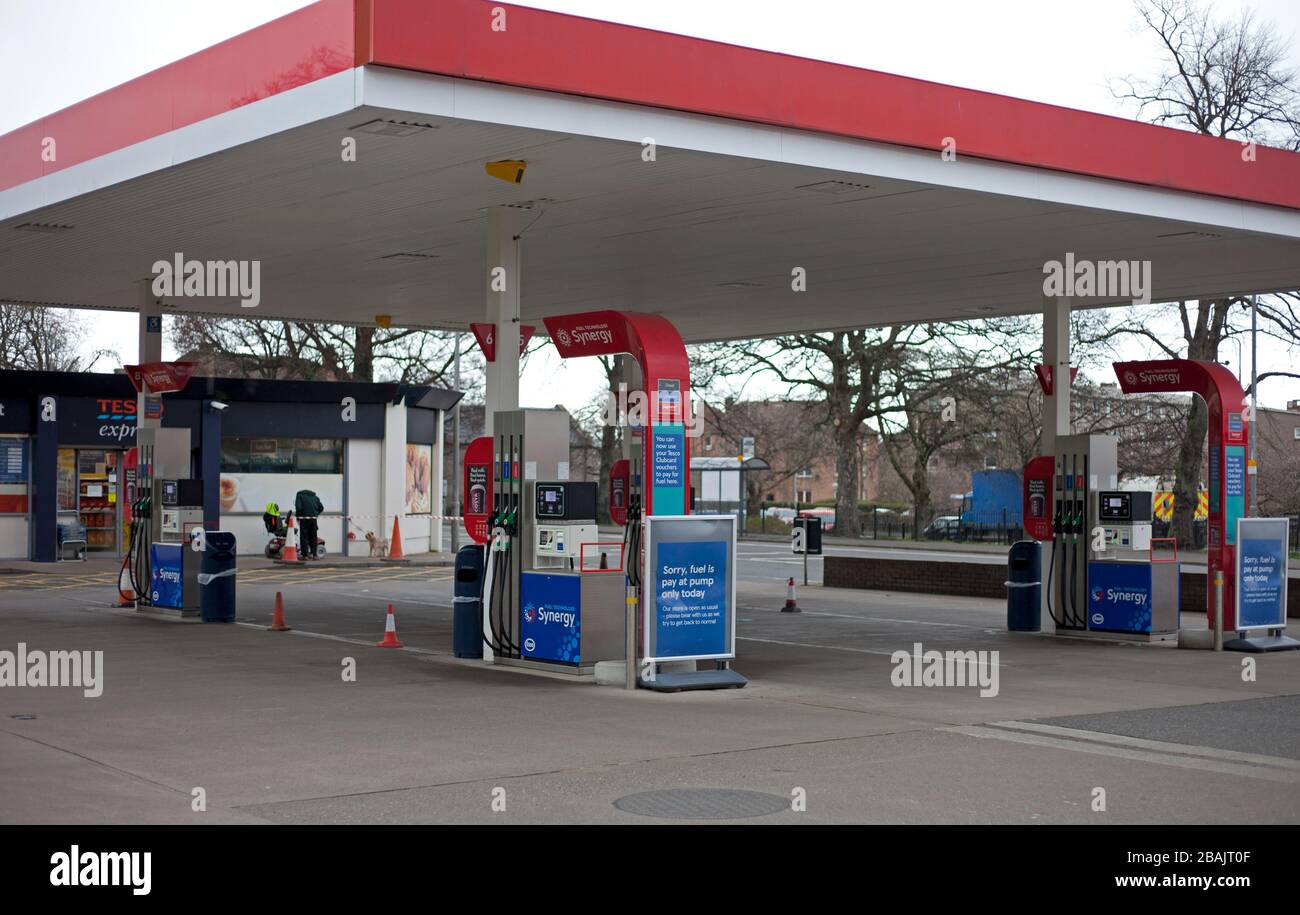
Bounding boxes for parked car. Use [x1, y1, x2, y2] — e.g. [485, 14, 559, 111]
[798, 508, 835, 533]
[923, 516, 961, 540]
[762, 506, 798, 522]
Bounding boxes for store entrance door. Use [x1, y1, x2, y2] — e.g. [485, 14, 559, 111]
[57, 448, 122, 555]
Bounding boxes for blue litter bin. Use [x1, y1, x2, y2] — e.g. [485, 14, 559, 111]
[200, 531, 237, 623]
[1006, 539, 1041, 631]
[453, 544, 485, 658]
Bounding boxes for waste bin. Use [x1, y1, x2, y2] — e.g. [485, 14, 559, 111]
[1006, 539, 1041, 631]
[453, 544, 485, 658]
[794, 516, 823, 554]
[199, 531, 237, 623]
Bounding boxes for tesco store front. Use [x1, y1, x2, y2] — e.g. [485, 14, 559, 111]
[0, 370, 460, 561]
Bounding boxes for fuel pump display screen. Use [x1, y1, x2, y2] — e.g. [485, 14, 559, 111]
[1098, 492, 1131, 521]
[536, 484, 565, 518]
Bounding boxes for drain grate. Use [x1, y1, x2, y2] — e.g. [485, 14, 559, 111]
[613, 788, 788, 820]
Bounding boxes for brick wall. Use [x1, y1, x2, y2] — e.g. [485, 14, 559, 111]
[823, 556, 1300, 619]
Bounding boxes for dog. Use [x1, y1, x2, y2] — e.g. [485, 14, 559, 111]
[365, 531, 389, 557]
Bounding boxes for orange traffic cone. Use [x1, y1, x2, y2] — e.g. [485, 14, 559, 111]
[782, 576, 800, 613]
[281, 514, 299, 563]
[268, 591, 292, 631]
[116, 560, 136, 607]
[383, 515, 405, 561]
[376, 603, 403, 647]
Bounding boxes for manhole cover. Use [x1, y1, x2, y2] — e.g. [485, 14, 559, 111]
[613, 789, 788, 820]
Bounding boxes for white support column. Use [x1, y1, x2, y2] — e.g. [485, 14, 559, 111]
[1040, 295, 1072, 636]
[432, 407, 445, 554]
[1041, 296, 1072, 456]
[137, 279, 163, 432]
[382, 402, 407, 552]
[483, 206, 527, 434]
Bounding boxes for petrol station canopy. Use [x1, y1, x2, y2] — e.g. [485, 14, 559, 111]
[2, 0, 1300, 343]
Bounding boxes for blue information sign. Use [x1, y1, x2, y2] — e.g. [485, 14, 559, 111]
[1236, 518, 1289, 630]
[520, 572, 582, 663]
[653, 539, 728, 658]
[0, 438, 27, 484]
[1224, 446, 1245, 544]
[651, 424, 685, 514]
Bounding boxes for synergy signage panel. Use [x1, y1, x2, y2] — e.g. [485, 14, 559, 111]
[1235, 518, 1289, 631]
[643, 514, 735, 662]
[150, 543, 184, 609]
[520, 572, 581, 663]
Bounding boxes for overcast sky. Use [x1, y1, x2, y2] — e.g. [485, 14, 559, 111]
[2, 0, 1298, 409]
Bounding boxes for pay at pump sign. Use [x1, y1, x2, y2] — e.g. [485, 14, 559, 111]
[654, 540, 727, 658]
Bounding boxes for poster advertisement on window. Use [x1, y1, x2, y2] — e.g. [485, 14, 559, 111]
[217, 473, 342, 514]
[57, 449, 77, 511]
[405, 444, 432, 515]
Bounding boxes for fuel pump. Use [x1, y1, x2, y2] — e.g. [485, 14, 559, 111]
[126, 427, 199, 614]
[478, 409, 628, 672]
[1030, 434, 1178, 640]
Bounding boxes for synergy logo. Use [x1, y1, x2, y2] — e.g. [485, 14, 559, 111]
[524, 603, 576, 628]
[557, 324, 615, 349]
[1093, 587, 1148, 606]
[1137, 369, 1181, 387]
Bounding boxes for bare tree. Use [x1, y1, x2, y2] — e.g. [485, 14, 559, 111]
[1103, 0, 1300, 545]
[171, 314, 466, 385]
[695, 328, 923, 536]
[0, 305, 116, 371]
[1112, 0, 1300, 149]
[877, 327, 1038, 538]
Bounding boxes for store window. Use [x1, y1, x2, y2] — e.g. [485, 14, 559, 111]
[220, 438, 343, 474]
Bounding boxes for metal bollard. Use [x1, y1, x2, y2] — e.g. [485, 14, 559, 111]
[1213, 570, 1224, 653]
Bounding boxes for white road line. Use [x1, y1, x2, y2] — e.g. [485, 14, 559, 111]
[750, 608, 986, 629]
[233, 620, 438, 655]
[987, 720, 1300, 772]
[944, 724, 1300, 784]
[736, 635, 902, 657]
